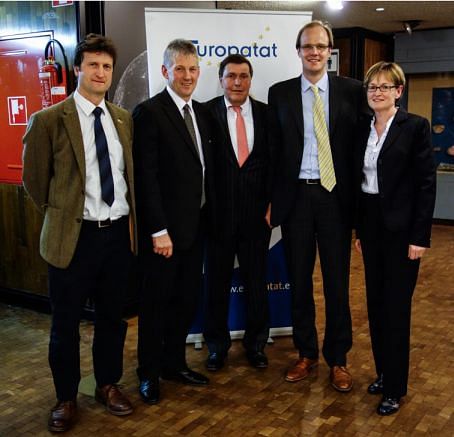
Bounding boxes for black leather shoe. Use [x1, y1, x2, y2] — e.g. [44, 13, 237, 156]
[161, 367, 209, 385]
[377, 397, 400, 416]
[206, 352, 225, 371]
[139, 379, 160, 405]
[246, 350, 268, 368]
[367, 375, 384, 395]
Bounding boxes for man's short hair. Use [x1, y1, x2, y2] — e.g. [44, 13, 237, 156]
[295, 20, 334, 49]
[74, 33, 117, 67]
[218, 54, 253, 78]
[163, 39, 198, 68]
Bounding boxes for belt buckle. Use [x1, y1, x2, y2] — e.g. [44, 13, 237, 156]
[306, 179, 318, 185]
[98, 218, 112, 228]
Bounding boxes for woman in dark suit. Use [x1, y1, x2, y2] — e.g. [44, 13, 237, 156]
[355, 62, 436, 416]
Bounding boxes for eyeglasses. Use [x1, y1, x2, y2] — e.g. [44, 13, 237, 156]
[366, 84, 397, 93]
[300, 44, 330, 52]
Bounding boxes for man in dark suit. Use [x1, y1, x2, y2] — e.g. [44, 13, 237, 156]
[203, 55, 271, 371]
[133, 39, 214, 405]
[267, 20, 364, 392]
[22, 34, 136, 432]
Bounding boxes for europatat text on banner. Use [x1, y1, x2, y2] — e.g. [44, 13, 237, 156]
[144, 8, 312, 103]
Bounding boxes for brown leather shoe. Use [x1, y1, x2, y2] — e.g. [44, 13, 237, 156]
[48, 400, 77, 432]
[95, 384, 133, 416]
[285, 358, 318, 382]
[330, 365, 353, 392]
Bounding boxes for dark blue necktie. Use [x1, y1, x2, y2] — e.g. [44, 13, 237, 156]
[93, 107, 114, 206]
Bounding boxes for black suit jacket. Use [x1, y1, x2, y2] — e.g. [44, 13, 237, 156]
[355, 107, 436, 247]
[205, 96, 271, 238]
[268, 74, 365, 227]
[133, 89, 215, 250]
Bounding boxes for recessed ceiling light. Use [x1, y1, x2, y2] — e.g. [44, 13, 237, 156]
[327, 0, 344, 10]
[376, 7, 385, 12]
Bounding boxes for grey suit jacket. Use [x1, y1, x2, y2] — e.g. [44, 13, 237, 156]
[22, 95, 137, 268]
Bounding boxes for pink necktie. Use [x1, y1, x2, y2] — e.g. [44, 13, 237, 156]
[232, 106, 249, 167]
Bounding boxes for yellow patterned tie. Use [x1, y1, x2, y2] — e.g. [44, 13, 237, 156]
[311, 85, 336, 192]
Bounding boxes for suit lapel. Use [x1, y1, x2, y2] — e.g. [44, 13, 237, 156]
[107, 101, 129, 151]
[249, 97, 263, 160]
[379, 108, 408, 156]
[358, 114, 372, 163]
[328, 75, 340, 138]
[193, 102, 211, 164]
[289, 77, 304, 139]
[160, 89, 201, 161]
[218, 97, 240, 166]
[62, 96, 86, 182]
[106, 101, 133, 179]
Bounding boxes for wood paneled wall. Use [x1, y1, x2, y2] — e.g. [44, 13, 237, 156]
[364, 38, 388, 75]
[0, 183, 48, 295]
[407, 73, 454, 122]
[335, 38, 351, 78]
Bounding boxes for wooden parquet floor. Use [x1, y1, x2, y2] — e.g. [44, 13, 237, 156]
[1, 224, 453, 436]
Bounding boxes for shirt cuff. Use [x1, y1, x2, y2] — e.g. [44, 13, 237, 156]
[152, 229, 168, 238]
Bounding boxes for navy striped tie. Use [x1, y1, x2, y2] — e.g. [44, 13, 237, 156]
[93, 107, 114, 206]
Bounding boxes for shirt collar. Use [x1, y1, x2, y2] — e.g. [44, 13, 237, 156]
[224, 95, 251, 115]
[371, 112, 396, 132]
[166, 85, 193, 112]
[301, 72, 329, 93]
[74, 90, 107, 116]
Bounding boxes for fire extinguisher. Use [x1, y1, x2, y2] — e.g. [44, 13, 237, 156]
[39, 39, 69, 108]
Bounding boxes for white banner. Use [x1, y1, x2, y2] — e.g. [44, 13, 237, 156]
[144, 8, 312, 103]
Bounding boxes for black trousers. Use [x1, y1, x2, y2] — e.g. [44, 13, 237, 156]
[136, 220, 205, 381]
[203, 227, 271, 356]
[281, 182, 352, 367]
[359, 193, 420, 398]
[48, 216, 132, 401]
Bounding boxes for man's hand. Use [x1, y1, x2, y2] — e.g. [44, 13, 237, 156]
[152, 233, 173, 258]
[265, 203, 272, 228]
[354, 239, 362, 254]
[408, 244, 426, 260]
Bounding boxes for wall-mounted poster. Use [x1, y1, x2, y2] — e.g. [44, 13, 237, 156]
[432, 87, 454, 170]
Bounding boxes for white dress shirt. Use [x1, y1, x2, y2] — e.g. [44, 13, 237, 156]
[299, 73, 330, 179]
[224, 96, 254, 158]
[73, 90, 129, 221]
[361, 114, 396, 194]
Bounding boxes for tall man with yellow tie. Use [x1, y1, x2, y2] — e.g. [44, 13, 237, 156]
[267, 21, 365, 391]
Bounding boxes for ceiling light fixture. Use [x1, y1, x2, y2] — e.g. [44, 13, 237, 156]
[376, 7, 385, 12]
[327, 0, 344, 11]
[402, 20, 421, 35]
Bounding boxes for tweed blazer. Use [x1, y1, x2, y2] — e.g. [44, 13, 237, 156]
[22, 95, 137, 268]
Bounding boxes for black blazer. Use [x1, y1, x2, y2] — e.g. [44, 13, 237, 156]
[268, 74, 365, 227]
[355, 107, 436, 247]
[133, 89, 215, 250]
[205, 96, 271, 238]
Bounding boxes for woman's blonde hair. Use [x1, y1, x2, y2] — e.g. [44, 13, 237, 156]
[364, 61, 406, 88]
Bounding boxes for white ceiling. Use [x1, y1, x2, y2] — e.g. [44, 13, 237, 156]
[219, 1, 454, 34]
